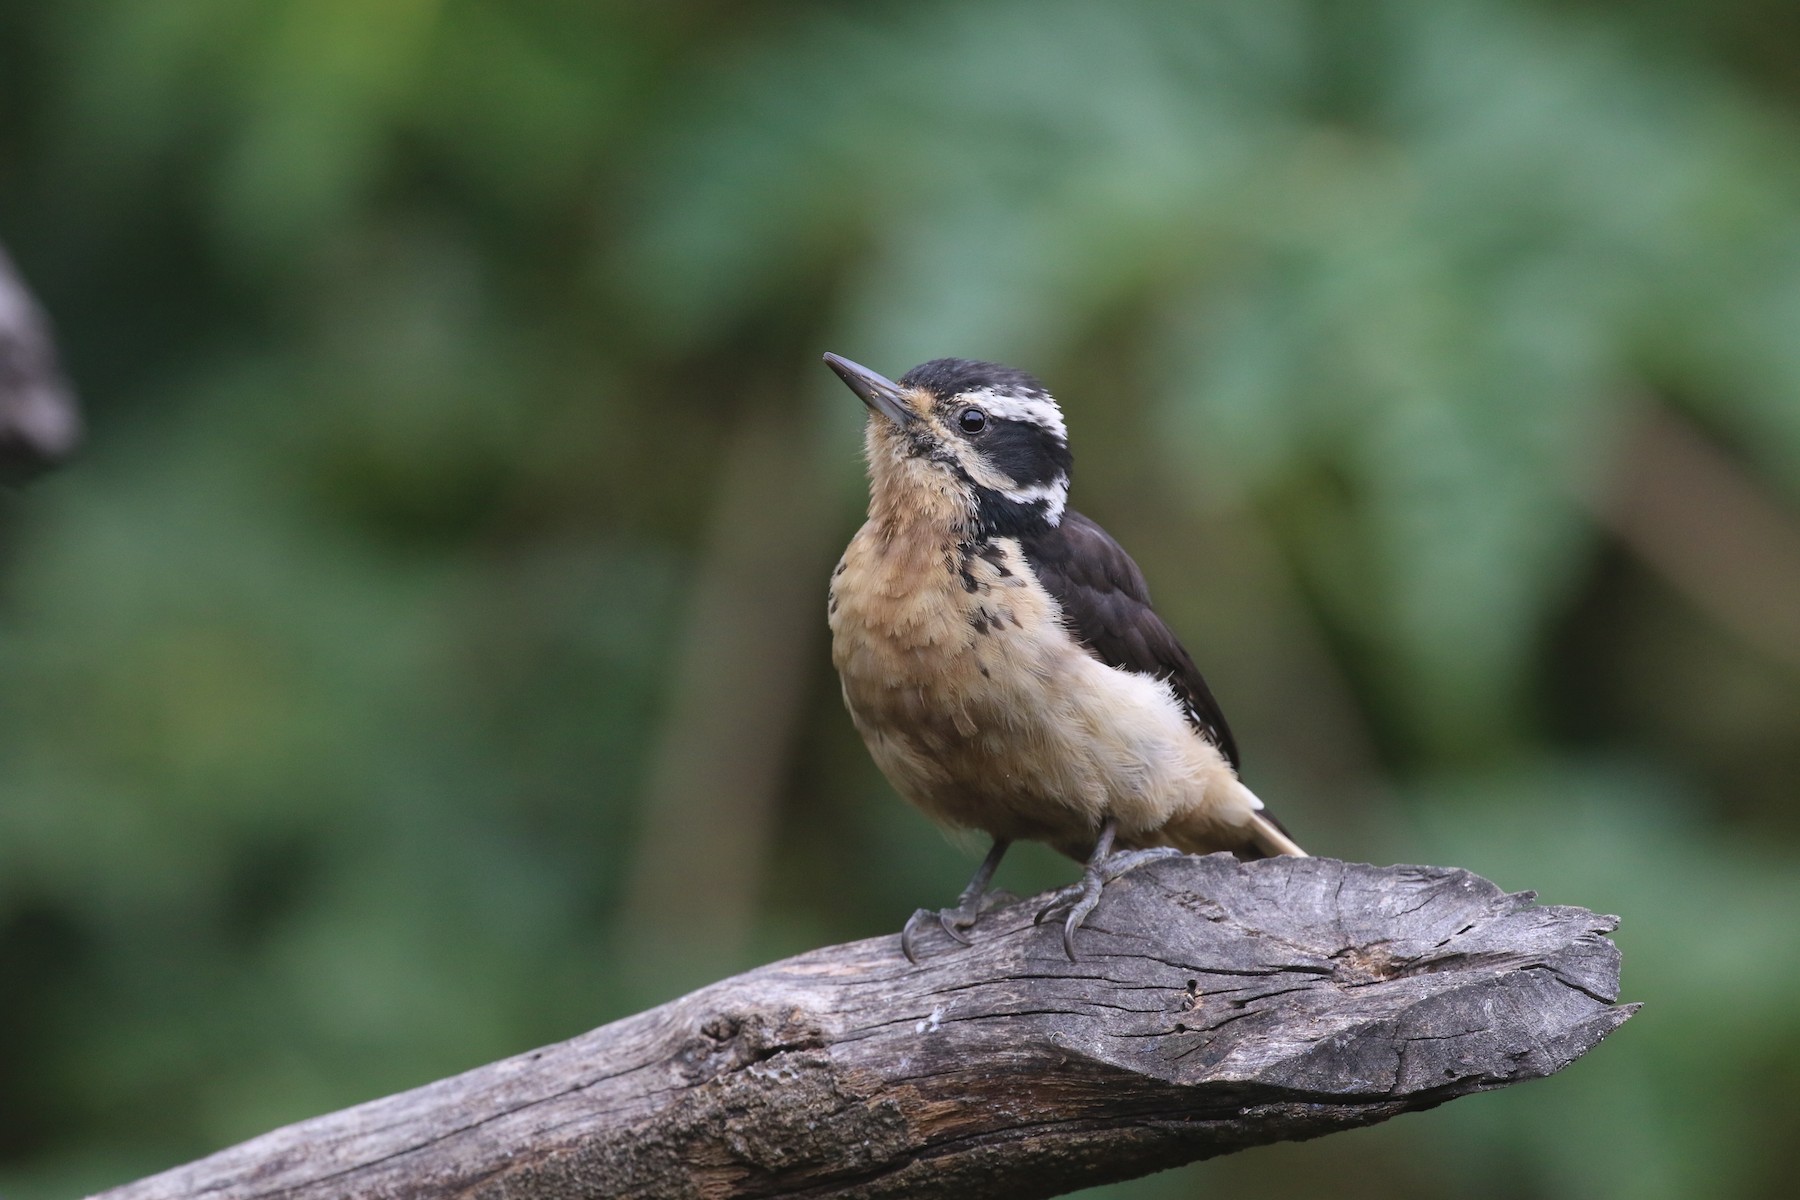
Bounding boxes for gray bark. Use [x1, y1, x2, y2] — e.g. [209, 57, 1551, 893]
[0, 243, 81, 483]
[89, 854, 1635, 1200]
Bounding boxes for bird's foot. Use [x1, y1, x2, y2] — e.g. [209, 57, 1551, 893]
[899, 839, 1014, 965]
[1035, 847, 1185, 960]
[901, 889, 1012, 964]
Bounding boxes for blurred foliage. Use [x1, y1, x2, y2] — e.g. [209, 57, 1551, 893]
[1, 1, 1798, 1197]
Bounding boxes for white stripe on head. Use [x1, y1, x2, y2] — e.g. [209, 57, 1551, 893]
[999, 476, 1068, 526]
[960, 387, 1067, 444]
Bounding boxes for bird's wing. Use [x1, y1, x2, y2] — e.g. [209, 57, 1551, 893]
[1019, 510, 1241, 770]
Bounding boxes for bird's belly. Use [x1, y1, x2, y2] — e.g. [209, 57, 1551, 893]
[832, 557, 1237, 856]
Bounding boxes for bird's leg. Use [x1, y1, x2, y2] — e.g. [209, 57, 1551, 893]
[1035, 819, 1184, 960]
[901, 838, 1011, 964]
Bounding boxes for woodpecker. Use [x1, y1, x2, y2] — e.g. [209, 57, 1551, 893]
[824, 352, 1306, 962]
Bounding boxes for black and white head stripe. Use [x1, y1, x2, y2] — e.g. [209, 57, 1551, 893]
[900, 358, 1075, 529]
[900, 359, 1065, 439]
[899, 357, 1049, 401]
[976, 413, 1073, 488]
[977, 480, 1068, 533]
[953, 387, 1067, 445]
[976, 433, 1071, 527]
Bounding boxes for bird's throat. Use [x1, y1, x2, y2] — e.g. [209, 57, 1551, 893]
[864, 426, 976, 545]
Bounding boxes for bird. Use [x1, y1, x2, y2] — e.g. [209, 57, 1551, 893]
[823, 352, 1306, 962]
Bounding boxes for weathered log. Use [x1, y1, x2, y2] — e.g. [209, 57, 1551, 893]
[0, 243, 81, 483]
[90, 854, 1635, 1200]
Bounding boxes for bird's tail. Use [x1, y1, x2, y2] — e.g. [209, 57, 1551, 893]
[1246, 809, 1307, 858]
[1160, 779, 1307, 859]
[1239, 780, 1306, 857]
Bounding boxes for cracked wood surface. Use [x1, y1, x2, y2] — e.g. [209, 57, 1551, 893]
[89, 855, 1636, 1200]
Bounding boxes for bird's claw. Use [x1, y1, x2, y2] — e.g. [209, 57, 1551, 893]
[900, 909, 934, 964]
[939, 908, 976, 945]
[1034, 847, 1185, 960]
[899, 840, 1016, 964]
[902, 901, 977, 962]
[901, 887, 1016, 963]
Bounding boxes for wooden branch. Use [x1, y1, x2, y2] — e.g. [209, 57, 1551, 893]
[90, 855, 1634, 1200]
[0, 243, 81, 483]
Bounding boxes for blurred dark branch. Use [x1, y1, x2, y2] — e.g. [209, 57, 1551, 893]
[620, 399, 835, 978]
[89, 856, 1633, 1200]
[1590, 403, 1800, 674]
[0, 244, 81, 483]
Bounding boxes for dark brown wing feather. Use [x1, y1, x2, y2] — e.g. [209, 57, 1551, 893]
[1019, 510, 1241, 769]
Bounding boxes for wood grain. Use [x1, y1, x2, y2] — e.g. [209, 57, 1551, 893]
[91, 854, 1635, 1200]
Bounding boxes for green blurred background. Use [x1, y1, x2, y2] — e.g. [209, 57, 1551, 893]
[2, 1, 1798, 1196]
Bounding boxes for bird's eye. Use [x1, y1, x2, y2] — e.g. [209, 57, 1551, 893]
[958, 408, 988, 434]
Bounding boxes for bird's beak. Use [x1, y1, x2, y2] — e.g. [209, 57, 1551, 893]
[823, 353, 915, 426]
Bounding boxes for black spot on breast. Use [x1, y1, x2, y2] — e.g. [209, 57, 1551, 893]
[955, 541, 995, 594]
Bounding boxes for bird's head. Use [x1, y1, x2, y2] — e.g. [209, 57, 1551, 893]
[824, 353, 1071, 536]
